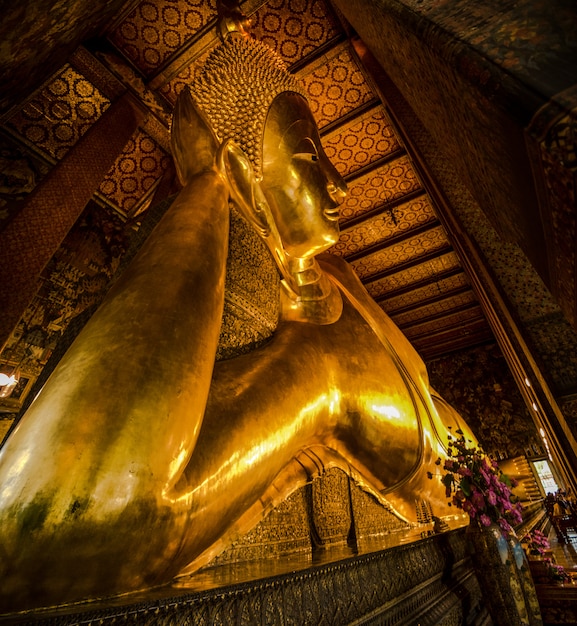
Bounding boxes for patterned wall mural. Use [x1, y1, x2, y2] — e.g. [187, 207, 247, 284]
[428, 343, 542, 460]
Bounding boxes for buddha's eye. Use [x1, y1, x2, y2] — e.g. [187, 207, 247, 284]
[293, 137, 319, 162]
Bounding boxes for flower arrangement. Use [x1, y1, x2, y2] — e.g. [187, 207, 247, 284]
[525, 529, 572, 584]
[428, 429, 523, 536]
[526, 528, 550, 557]
[546, 560, 571, 583]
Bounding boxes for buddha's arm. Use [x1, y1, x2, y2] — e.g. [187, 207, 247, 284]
[0, 170, 229, 609]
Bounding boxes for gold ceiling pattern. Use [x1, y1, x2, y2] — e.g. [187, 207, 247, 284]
[335, 196, 439, 258]
[6, 66, 111, 162]
[323, 107, 402, 177]
[0, 0, 496, 415]
[98, 131, 171, 216]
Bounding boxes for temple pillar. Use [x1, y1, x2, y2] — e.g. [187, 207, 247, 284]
[0, 91, 149, 351]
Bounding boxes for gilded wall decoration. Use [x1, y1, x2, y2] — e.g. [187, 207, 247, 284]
[323, 106, 402, 177]
[42, 200, 131, 316]
[298, 43, 375, 130]
[208, 489, 312, 565]
[427, 344, 540, 459]
[5, 66, 110, 162]
[310, 467, 353, 548]
[109, 0, 218, 76]
[250, 0, 340, 67]
[333, 195, 437, 257]
[351, 224, 449, 280]
[366, 252, 461, 299]
[98, 129, 172, 216]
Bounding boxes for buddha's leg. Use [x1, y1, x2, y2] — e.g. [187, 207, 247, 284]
[0, 171, 229, 611]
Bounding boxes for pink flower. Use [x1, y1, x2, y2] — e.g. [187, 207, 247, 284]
[471, 490, 485, 510]
[479, 514, 492, 527]
[487, 489, 497, 506]
[462, 500, 476, 518]
[498, 518, 512, 534]
[500, 498, 512, 511]
[457, 466, 472, 477]
[479, 468, 491, 485]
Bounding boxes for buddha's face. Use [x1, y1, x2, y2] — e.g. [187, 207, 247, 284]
[261, 93, 347, 259]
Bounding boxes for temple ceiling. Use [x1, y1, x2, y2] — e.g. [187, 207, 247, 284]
[0, 0, 496, 414]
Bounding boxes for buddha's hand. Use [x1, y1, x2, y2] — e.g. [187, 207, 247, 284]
[171, 86, 220, 185]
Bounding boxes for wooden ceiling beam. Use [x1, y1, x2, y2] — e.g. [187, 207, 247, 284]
[394, 301, 482, 332]
[384, 284, 472, 317]
[343, 148, 407, 185]
[319, 100, 380, 137]
[406, 313, 489, 344]
[289, 33, 347, 74]
[374, 264, 463, 302]
[346, 218, 441, 263]
[340, 188, 426, 232]
[361, 244, 453, 285]
[417, 330, 496, 362]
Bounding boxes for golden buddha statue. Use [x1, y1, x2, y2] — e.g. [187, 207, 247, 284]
[0, 6, 475, 613]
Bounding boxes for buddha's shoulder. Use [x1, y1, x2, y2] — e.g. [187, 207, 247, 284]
[317, 253, 364, 293]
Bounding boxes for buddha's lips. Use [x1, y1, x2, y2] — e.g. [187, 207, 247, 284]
[323, 207, 340, 221]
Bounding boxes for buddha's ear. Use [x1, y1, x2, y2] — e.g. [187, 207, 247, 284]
[218, 140, 271, 238]
[171, 86, 219, 185]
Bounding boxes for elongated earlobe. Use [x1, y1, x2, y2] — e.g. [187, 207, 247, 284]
[219, 140, 298, 294]
[171, 87, 219, 185]
[219, 140, 270, 237]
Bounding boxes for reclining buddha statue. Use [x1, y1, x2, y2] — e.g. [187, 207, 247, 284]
[0, 3, 475, 612]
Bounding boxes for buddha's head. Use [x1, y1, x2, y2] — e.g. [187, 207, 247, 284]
[173, 31, 347, 261]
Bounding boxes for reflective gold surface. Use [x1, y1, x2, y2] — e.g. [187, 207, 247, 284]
[0, 15, 475, 614]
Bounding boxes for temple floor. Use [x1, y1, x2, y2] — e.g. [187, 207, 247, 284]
[547, 525, 577, 572]
[530, 523, 577, 626]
